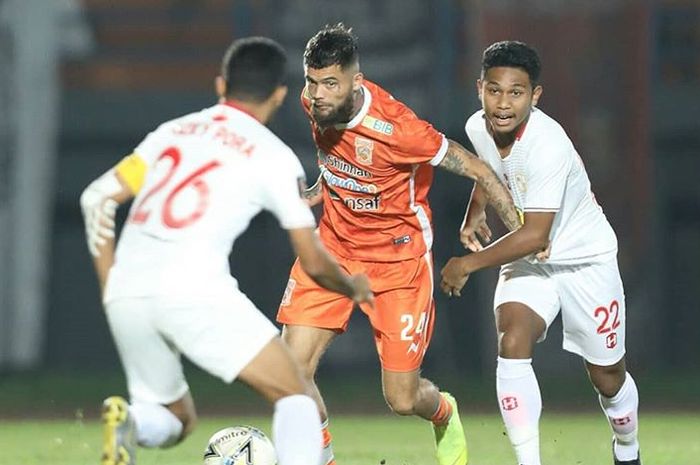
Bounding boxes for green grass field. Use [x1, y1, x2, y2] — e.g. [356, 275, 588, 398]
[1, 413, 697, 465]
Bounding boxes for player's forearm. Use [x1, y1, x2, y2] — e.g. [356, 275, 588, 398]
[464, 184, 488, 222]
[439, 140, 520, 231]
[300, 249, 356, 298]
[457, 228, 548, 274]
[92, 239, 115, 297]
[302, 174, 324, 207]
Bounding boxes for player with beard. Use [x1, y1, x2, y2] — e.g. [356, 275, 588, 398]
[277, 24, 522, 465]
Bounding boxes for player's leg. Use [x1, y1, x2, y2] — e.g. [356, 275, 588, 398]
[558, 258, 640, 464]
[493, 263, 560, 465]
[277, 258, 354, 465]
[368, 254, 467, 465]
[586, 358, 640, 464]
[170, 287, 326, 465]
[281, 324, 338, 465]
[237, 336, 323, 465]
[103, 297, 192, 465]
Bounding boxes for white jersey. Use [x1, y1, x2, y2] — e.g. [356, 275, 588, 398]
[465, 108, 617, 265]
[104, 103, 316, 302]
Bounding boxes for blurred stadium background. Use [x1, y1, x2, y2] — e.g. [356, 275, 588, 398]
[0, 0, 698, 425]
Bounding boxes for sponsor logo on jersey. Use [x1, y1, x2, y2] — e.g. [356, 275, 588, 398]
[343, 195, 380, 211]
[361, 115, 394, 135]
[321, 168, 378, 194]
[354, 137, 374, 165]
[319, 151, 372, 178]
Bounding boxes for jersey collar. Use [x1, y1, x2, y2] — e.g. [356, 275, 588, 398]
[222, 100, 260, 122]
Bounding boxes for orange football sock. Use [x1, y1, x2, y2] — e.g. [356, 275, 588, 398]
[431, 394, 453, 426]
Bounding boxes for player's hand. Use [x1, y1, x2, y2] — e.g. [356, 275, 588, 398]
[535, 241, 552, 262]
[80, 190, 117, 257]
[350, 274, 375, 308]
[460, 210, 491, 252]
[440, 256, 471, 298]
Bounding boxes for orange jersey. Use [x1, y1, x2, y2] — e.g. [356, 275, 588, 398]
[302, 80, 448, 262]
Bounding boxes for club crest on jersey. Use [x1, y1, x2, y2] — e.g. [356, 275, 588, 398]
[361, 115, 394, 135]
[354, 137, 374, 165]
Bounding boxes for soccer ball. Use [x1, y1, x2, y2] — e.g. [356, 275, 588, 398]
[203, 425, 277, 465]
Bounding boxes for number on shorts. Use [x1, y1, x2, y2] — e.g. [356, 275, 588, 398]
[594, 300, 621, 334]
[129, 146, 221, 228]
[400, 312, 427, 341]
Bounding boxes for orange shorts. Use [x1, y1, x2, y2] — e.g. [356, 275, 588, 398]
[277, 253, 435, 372]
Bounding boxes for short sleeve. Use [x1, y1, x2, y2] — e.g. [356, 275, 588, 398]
[523, 141, 572, 212]
[132, 123, 171, 166]
[388, 109, 447, 166]
[259, 148, 317, 230]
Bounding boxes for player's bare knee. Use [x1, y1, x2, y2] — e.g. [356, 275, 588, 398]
[498, 330, 534, 358]
[586, 360, 626, 397]
[384, 392, 416, 416]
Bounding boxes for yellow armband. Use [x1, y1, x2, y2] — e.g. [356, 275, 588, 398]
[115, 153, 147, 194]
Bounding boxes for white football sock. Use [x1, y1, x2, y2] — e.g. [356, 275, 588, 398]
[599, 372, 640, 461]
[496, 357, 542, 465]
[273, 394, 323, 465]
[129, 402, 183, 448]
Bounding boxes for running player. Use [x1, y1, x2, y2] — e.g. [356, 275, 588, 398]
[277, 24, 522, 465]
[440, 41, 641, 465]
[80, 37, 373, 465]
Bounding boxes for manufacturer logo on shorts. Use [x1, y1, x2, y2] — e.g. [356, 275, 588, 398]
[354, 137, 374, 165]
[501, 396, 519, 411]
[281, 279, 296, 306]
[606, 332, 618, 349]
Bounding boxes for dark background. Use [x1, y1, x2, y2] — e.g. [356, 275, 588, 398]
[1, 0, 698, 412]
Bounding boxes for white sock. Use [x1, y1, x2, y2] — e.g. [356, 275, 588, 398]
[599, 372, 640, 461]
[273, 394, 322, 465]
[496, 357, 542, 465]
[129, 402, 183, 448]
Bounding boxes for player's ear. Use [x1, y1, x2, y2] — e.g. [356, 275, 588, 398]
[352, 72, 363, 91]
[476, 79, 483, 100]
[532, 85, 543, 107]
[271, 85, 288, 108]
[215, 76, 227, 100]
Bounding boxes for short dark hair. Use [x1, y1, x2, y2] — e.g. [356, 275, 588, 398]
[482, 41, 541, 86]
[304, 23, 359, 70]
[221, 37, 287, 102]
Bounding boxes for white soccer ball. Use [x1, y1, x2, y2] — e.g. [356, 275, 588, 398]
[203, 425, 277, 465]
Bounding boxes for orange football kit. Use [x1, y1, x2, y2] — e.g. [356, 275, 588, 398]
[277, 80, 448, 371]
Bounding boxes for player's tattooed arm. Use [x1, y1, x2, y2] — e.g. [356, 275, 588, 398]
[302, 173, 324, 207]
[439, 139, 521, 231]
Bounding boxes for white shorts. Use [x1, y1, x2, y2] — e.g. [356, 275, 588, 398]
[105, 287, 279, 405]
[494, 257, 626, 366]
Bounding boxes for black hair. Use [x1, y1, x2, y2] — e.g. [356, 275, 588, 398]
[221, 36, 287, 102]
[304, 23, 359, 70]
[482, 41, 541, 86]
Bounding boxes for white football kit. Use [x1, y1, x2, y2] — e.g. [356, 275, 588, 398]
[105, 103, 316, 404]
[466, 108, 625, 365]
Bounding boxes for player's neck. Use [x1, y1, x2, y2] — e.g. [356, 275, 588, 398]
[489, 115, 529, 158]
[348, 87, 365, 121]
[223, 99, 267, 123]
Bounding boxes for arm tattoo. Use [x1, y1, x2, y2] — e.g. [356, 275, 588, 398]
[302, 174, 323, 199]
[439, 139, 521, 231]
